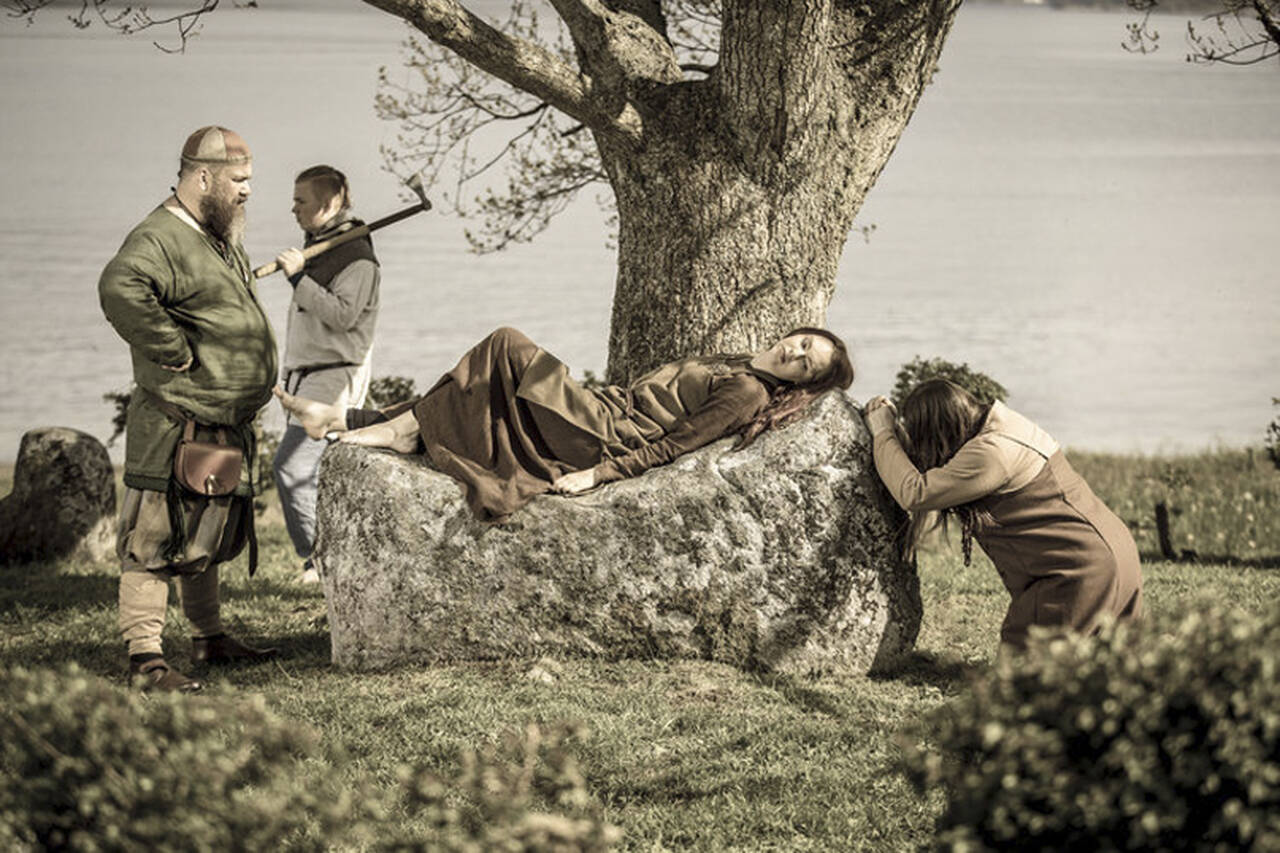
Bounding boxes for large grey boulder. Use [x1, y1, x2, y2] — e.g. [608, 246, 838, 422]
[314, 392, 919, 675]
[0, 427, 116, 564]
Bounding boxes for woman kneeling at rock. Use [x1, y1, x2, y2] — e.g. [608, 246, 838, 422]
[864, 380, 1143, 650]
[277, 326, 854, 522]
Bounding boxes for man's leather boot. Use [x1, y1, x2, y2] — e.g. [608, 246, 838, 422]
[131, 658, 202, 693]
[191, 632, 279, 664]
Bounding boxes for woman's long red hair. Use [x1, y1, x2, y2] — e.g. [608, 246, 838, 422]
[734, 327, 855, 449]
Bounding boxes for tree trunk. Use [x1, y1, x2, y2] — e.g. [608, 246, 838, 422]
[601, 0, 959, 382]
[360, 0, 958, 382]
[600, 105, 854, 383]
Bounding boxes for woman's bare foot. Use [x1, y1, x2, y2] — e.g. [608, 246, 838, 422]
[274, 385, 345, 439]
[335, 410, 420, 454]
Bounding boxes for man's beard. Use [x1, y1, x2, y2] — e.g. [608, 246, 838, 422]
[200, 191, 246, 246]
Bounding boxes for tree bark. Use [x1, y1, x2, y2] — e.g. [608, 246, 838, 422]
[365, 0, 959, 381]
[601, 0, 960, 381]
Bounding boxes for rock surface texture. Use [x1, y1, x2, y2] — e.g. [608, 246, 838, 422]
[315, 392, 920, 674]
[0, 427, 116, 564]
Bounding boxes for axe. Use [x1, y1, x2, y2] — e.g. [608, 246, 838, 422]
[252, 173, 432, 279]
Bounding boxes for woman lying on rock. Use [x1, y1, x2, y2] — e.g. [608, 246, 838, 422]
[864, 380, 1143, 650]
[276, 326, 854, 522]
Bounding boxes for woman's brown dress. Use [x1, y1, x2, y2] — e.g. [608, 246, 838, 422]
[357, 327, 773, 521]
[868, 402, 1143, 648]
[974, 451, 1143, 647]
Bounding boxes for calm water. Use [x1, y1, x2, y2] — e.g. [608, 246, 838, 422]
[1, 3, 1277, 461]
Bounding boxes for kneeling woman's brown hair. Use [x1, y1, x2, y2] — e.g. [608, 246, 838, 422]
[736, 327, 855, 448]
[899, 378, 993, 563]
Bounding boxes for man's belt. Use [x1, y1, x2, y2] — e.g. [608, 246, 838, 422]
[284, 361, 359, 388]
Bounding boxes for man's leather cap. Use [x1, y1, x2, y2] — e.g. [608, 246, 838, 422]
[181, 125, 251, 165]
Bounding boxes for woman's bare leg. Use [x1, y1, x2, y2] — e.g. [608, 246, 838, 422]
[273, 386, 346, 439]
[336, 409, 420, 454]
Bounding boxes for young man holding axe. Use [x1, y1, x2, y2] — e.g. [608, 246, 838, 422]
[270, 165, 381, 584]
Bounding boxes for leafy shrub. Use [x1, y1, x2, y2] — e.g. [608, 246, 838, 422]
[579, 370, 606, 391]
[368, 374, 418, 409]
[1266, 397, 1280, 471]
[0, 665, 617, 852]
[103, 388, 131, 447]
[253, 411, 280, 499]
[890, 356, 1008, 409]
[0, 664, 364, 852]
[905, 606, 1280, 851]
[385, 721, 620, 852]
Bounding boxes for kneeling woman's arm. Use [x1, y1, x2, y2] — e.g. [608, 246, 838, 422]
[864, 397, 1011, 513]
[552, 374, 770, 494]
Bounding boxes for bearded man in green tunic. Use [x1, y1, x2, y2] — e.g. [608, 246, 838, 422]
[99, 126, 279, 692]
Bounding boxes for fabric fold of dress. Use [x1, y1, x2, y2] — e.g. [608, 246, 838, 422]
[975, 450, 1143, 647]
[351, 327, 771, 522]
[869, 400, 1143, 649]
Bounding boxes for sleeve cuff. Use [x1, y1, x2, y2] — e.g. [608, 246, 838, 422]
[866, 406, 897, 437]
[593, 462, 623, 485]
[158, 347, 192, 370]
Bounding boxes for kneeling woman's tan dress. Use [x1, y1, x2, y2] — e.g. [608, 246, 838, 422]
[867, 402, 1143, 648]
[352, 327, 776, 521]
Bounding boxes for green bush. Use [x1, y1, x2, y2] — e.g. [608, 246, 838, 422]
[103, 388, 131, 447]
[368, 375, 418, 409]
[890, 356, 1008, 409]
[0, 665, 617, 852]
[385, 721, 620, 852]
[0, 664, 364, 852]
[1266, 397, 1280, 471]
[905, 607, 1280, 851]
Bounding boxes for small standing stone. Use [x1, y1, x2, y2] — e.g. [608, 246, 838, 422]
[0, 428, 116, 564]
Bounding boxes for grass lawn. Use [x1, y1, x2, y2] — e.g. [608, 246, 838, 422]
[1, 449, 1277, 850]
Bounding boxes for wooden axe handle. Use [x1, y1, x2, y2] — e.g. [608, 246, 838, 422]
[252, 198, 431, 279]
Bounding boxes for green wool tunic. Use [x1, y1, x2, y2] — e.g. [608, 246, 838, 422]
[99, 205, 277, 493]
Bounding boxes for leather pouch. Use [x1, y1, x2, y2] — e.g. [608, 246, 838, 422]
[173, 420, 242, 497]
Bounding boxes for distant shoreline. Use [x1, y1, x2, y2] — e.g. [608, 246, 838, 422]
[973, 0, 1225, 10]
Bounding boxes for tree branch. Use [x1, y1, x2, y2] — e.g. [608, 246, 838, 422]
[665, 0, 721, 73]
[464, 124, 610, 252]
[359, 0, 643, 142]
[1127, 0, 1280, 65]
[2, 0, 236, 52]
[547, 0, 681, 92]
[378, 19, 612, 254]
[606, 0, 665, 33]
[1186, 1, 1280, 65]
[462, 107, 550, 182]
[1252, 0, 1280, 48]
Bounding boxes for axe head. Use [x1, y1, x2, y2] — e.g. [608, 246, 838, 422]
[406, 173, 431, 211]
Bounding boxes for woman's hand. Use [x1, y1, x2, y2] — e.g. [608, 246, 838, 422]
[551, 468, 597, 495]
[864, 395, 896, 415]
[863, 395, 899, 438]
